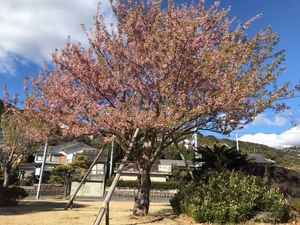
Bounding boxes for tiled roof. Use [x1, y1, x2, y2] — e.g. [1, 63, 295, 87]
[247, 154, 269, 164]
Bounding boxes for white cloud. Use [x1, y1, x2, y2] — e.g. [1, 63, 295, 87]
[251, 113, 288, 127]
[239, 126, 300, 149]
[0, 0, 115, 76]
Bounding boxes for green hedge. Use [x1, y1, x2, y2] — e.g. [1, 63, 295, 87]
[0, 186, 29, 206]
[105, 179, 181, 189]
[170, 170, 290, 224]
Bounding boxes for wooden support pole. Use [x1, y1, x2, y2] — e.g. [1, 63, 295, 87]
[93, 128, 140, 225]
[105, 201, 109, 225]
[174, 140, 195, 181]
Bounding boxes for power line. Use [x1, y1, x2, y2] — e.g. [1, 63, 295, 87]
[277, 95, 300, 101]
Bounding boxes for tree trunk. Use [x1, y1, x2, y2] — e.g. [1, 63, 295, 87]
[133, 167, 151, 216]
[64, 183, 69, 198]
[64, 175, 70, 198]
[3, 164, 11, 187]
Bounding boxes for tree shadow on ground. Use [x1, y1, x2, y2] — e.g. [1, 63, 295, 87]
[0, 200, 88, 216]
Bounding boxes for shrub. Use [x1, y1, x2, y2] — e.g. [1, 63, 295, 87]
[292, 199, 300, 212]
[106, 179, 138, 188]
[151, 181, 181, 189]
[105, 179, 181, 189]
[19, 180, 31, 186]
[168, 164, 191, 184]
[170, 170, 289, 224]
[20, 172, 36, 186]
[0, 186, 29, 206]
[53, 194, 64, 200]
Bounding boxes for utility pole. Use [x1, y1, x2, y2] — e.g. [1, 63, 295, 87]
[191, 132, 199, 159]
[236, 133, 239, 152]
[109, 141, 114, 178]
[36, 142, 48, 199]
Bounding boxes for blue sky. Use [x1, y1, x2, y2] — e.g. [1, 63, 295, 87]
[0, 0, 299, 148]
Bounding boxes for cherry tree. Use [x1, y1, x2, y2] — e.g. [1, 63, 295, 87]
[0, 109, 38, 187]
[22, 0, 288, 216]
[0, 95, 63, 187]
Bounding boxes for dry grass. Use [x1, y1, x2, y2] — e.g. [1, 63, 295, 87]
[0, 200, 187, 225]
[0, 200, 298, 225]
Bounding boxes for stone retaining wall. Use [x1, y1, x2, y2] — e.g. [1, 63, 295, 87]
[105, 187, 178, 198]
[21, 185, 64, 196]
[21, 185, 178, 198]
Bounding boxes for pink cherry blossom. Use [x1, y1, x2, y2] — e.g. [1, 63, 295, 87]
[11, 0, 289, 216]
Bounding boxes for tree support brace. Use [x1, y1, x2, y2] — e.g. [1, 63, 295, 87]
[93, 128, 140, 225]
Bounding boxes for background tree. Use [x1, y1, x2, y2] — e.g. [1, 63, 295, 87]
[20, 0, 288, 216]
[161, 142, 195, 160]
[196, 144, 249, 171]
[49, 155, 88, 197]
[0, 100, 5, 124]
[0, 110, 37, 187]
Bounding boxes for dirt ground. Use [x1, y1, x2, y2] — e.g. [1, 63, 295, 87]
[0, 200, 298, 225]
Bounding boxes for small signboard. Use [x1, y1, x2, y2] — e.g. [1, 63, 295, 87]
[158, 165, 172, 172]
[35, 168, 41, 176]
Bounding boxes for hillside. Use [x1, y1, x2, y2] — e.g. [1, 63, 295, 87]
[160, 133, 300, 172]
[216, 137, 300, 173]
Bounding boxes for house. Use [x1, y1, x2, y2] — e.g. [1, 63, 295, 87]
[114, 161, 172, 182]
[247, 154, 277, 166]
[20, 140, 93, 179]
[159, 159, 195, 170]
[75, 148, 109, 182]
[71, 147, 109, 197]
[20, 140, 109, 196]
[113, 159, 201, 182]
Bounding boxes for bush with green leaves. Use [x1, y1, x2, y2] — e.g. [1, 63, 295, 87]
[292, 199, 300, 211]
[0, 186, 29, 206]
[106, 179, 181, 189]
[170, 170, 289, 224]
[49, 155, 88, 197]
[168, 164, 191, 184]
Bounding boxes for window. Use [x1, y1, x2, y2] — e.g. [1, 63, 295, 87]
[36, 154, 44, 161]
[88, 164, 105, 181]
[50, 155, 61, 163]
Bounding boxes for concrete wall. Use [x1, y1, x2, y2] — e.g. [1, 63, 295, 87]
[71, 181, 105, 197]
